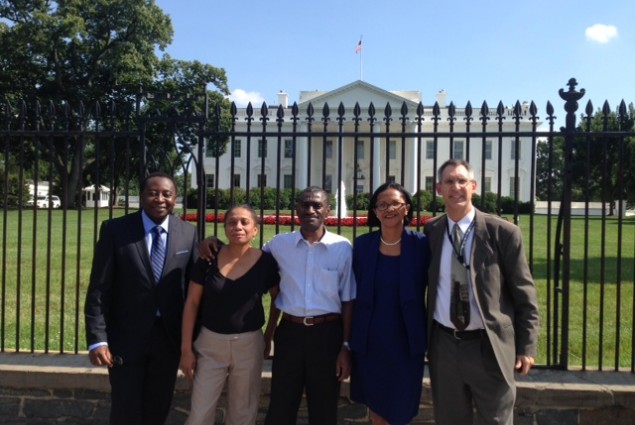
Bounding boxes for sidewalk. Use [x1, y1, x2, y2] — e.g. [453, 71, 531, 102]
[1, 353, 635, 424]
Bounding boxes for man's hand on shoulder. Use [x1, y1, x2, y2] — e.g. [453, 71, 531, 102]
[198, 236, 220, 260]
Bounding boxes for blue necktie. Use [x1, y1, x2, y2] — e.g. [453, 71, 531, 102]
[151, 226, 166, 284]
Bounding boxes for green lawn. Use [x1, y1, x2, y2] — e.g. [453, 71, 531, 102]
[0, 209, 633, 370]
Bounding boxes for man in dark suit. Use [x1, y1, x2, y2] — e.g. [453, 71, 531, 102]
[424, 159, 539, 425]
[85, 172, 198, 425]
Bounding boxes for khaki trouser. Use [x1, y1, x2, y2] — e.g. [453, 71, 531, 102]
[186, 327, 265, 425]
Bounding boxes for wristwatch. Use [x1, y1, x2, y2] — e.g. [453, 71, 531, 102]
[342, 341, 351, 351]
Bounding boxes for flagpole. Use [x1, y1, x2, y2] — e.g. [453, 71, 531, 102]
[356, 35, 363, 81]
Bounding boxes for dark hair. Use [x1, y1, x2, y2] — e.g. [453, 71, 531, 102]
[437, 159, 474, 181]
[367, 182, 413, 227]
[140, 171, 177, 194]
[296, 186, 330, 205]
[223, 204, 259, 225]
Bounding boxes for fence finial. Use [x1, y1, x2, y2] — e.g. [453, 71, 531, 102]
[558, 78, 585, 132]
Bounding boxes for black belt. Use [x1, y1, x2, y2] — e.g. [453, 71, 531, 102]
[282, 312, 341, 326]
[434, 321, 484, 340]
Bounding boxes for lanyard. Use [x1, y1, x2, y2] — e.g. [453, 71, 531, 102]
[446, 218, 475, 269]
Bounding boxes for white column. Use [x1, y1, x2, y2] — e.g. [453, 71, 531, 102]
[373, 136, 381, 192]
[406, 124, 419, 194]
[297, 126, 308, 190]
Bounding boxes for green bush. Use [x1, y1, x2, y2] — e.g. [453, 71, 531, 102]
[413, 190, 444, 212]
[412, 190, 430, 212]
[472, 192, 499, 214]
[499, 196, 533, 214]
[346, 192, 371, 211]
[1, 174, 31, 208]
[226, 188, 247, 207]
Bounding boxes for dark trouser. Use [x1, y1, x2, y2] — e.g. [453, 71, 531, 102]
[108, 321, 180, 425]
[428, 322, 515, 425]
[265, 318, 343, 425]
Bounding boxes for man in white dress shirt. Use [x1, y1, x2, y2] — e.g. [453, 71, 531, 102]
[262, 186, 356, 425]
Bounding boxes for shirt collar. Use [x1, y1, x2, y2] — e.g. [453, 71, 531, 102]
[141, 210, 169, 234]
[448, 208, 475, 230]
[293, 227, 334, 246]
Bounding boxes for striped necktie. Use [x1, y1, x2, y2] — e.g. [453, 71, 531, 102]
[151, 226, 166, 284]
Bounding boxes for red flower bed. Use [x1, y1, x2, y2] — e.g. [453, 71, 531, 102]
[181, 213, 432, 227]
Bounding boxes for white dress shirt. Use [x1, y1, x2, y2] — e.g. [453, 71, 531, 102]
[263, 229, 356, 317]
[433, 209, 485, 331]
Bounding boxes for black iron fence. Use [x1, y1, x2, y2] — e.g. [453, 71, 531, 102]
[1, 78, 634, 372]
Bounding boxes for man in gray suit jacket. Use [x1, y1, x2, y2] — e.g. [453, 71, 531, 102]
[424, 159, 539, 425]
[85, 172, 198, 425]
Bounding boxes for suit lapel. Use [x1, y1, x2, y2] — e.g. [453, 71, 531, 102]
[470, 210, 490, 278]
[468, 210, 498, 317]
[399, 230, 415, 303]
[128, 211, 155, 287]
[162, 217, 182, 279]
[426, 215, 447, 316]
[429, 215, 447, 281]
[360, 232, 381, 306]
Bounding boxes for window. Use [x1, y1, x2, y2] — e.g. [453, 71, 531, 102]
[511, 140, 520, 160]
[453, 140, 464, 159]
[509, 176, 518, 198]
[324, 175, 332, 193]
[284, 174, 293, 189]
[233, 140, 242, 158]
[257, 174, 267, 188]
[325, 140, 333, 159]
[425, 176, 435, 192]
[484, 176, 492, 193]
[388, 140, 396, 160]
[485, 140, 492, 160]
[284, 139, 293, 158]
[356, 140, 365, 160]
[426, 140, 435, 159]
[205, 174, 214, 189]
[258, 139, 267, 158]
[233, 174, 241, 187]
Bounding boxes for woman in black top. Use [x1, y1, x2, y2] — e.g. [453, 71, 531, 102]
[181, 205, 280, 425]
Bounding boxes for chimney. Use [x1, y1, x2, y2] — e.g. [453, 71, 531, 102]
[277, 90, 288, 108]
[435, 89, 447, 108]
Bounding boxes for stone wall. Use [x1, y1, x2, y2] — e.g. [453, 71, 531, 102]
[1, 353, 634, 425]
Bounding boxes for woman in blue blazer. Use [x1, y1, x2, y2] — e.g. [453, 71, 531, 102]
[350, 182, 431, 425]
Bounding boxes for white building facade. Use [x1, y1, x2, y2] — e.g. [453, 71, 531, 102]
[198, 81, 538, 202]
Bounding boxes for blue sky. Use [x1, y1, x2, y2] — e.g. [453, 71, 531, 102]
[155, 0, 632, 127]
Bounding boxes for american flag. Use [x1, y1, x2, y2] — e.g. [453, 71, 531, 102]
[355, 40, 362, 54]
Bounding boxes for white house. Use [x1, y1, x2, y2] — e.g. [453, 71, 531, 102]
[82, 185, 111, 208]
[198, 80, 538, 202]
[28, 182, 53, 197]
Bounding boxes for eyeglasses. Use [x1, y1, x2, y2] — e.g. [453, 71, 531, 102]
[442, 178, 473, 188]
[375, 201, 406, 211]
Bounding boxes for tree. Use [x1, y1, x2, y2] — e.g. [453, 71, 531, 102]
[574, 102, 635, 206]
[535, 102, 635, 206]
[0, 0, 172, 102]
[0, 0, 229, 208]
[535, 137, 565, 201]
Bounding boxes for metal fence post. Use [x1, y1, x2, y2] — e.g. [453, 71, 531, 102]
[558, 78, 585, 369]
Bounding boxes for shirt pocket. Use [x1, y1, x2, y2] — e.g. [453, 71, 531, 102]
[314, 268, 341, 306]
